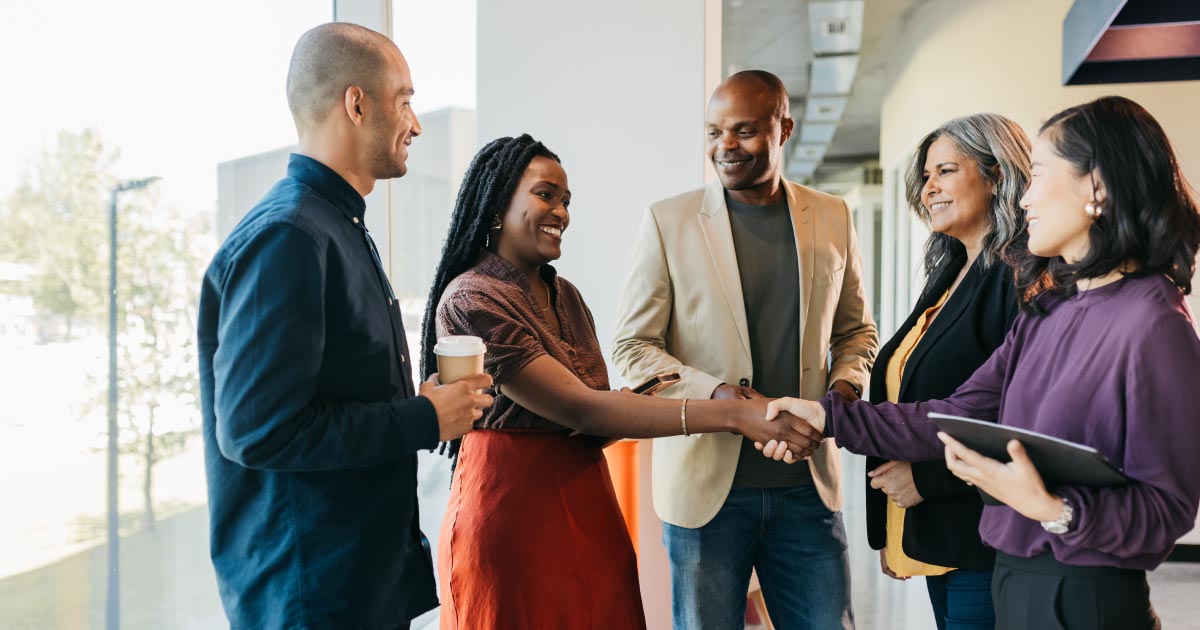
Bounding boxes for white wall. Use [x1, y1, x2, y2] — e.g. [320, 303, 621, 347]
[477, 2, 720, 626]
[877, 0, 1200, 324]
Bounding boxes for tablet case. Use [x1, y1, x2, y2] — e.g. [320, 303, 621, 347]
[928, 412, 1129, 505]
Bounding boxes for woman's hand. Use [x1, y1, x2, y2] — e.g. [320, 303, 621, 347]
[879, 549, 908, 581]
[755, 397, 826, 460]
[869, 461, 924, 509]
[938, 433, 1064, 522]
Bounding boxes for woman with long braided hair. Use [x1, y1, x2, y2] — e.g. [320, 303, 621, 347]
[421, 134, 824, 629]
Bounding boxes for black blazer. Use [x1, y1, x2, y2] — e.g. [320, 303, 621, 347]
[865, 252, 1018, 571]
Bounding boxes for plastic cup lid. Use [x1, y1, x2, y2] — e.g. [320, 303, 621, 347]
[433, 335, 487, 357]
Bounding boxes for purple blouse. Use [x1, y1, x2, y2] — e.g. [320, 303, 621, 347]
[822, 274, 1200, 570]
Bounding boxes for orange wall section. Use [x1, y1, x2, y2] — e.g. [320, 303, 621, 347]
[604, 440, 640, 551]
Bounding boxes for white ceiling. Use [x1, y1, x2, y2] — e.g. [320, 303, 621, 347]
[722, 0, 933, 177]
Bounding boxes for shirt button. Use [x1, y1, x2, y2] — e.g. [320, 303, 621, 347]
[352, 217, 360, 224]
[400, 355, 406, 364]
[388, 297, 393, 305]
[739, 378, 750, 387]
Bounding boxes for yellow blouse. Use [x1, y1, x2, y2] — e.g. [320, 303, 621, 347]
[882, 289, 954, 577]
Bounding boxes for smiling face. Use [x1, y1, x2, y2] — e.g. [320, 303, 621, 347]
[704, 81, 793, 198]
[493, 156, 571, 269]
[919, 135, 994, 247]
[1020, 132, 1100, 262]
[364, 46, 422, 179]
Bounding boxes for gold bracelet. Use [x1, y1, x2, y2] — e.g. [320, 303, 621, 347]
[680, 399, 690, 436]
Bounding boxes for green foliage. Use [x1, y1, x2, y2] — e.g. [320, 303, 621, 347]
[0, 129, 117, 329]
[1, 129, 213, 527]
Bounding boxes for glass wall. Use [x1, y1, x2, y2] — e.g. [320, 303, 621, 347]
[0, 1, 330, 627]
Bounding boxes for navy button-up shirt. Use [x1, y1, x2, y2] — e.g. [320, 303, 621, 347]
[198, 154, 439, 629]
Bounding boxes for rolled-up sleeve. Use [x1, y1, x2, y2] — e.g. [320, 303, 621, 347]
[438, 288, 546, 387]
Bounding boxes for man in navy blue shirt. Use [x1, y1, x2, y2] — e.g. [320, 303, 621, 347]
[198, 23, 492, 629]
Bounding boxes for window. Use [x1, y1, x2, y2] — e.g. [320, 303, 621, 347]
[0, 2, 330, 627]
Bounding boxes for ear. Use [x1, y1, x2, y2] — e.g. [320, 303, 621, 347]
[1091, 168, 1108, 206]
[780, 116, 795, 144]
[344, 86, 366, 127]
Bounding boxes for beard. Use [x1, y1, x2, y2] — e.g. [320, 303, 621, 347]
[366, 118, 407, 180]
[718, 166, 770, 191]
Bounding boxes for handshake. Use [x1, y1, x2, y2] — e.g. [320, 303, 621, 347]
[713, 384, 829, 464]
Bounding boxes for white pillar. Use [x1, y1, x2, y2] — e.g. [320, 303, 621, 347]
[478, 2, 721, 626]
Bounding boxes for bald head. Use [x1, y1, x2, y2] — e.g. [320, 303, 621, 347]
[705, 70, 793, 200]
[286, 22, 399, 130]
[711, 70, 790, 121]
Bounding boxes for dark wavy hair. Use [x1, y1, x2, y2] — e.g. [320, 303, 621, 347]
[904, 113, 1032, 301]
[419, 134, 560, 459]
[1013, 96, 1200, 312]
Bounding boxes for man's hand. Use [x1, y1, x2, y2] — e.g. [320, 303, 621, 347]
[421, 373, 494, 442]
[736, 402, 823, 463]
[755, 397, 826, 461]
[711, 383, 764, 400]
[869, 461, 924, 509]
[829, 379, 860, 402]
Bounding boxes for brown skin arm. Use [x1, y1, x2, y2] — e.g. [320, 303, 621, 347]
[829, 379, 861, 402]
[501, 355, 823, 456]
[711, 383, 763, 400]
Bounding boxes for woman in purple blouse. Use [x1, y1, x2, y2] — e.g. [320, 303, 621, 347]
[763, 96, 1200, 629]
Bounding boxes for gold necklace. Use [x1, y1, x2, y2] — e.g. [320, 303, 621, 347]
[537, 279, 551, 312]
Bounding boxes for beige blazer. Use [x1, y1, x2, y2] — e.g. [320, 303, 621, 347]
[612, 179, 878, 528]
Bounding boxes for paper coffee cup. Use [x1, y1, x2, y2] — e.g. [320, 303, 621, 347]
[433, 335, 487, 384]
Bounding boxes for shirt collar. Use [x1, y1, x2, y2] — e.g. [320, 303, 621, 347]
[287, 153, 367, 223]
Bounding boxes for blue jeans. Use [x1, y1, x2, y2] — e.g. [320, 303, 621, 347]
[662, 485, 853, 630]
[926, 569, 995, 630]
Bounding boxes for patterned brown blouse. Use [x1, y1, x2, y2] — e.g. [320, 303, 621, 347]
[435, 249, 610, 431]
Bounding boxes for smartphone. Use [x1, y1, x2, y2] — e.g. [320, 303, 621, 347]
[632, 372, 681, 396]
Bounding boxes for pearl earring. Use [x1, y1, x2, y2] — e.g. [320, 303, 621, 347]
[1084, 201, 1102, 218]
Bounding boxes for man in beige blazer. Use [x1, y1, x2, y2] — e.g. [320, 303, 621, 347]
[613, 71, 877, 629]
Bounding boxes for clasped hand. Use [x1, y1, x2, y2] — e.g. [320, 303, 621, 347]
[749, 397, 827, 464]
[713, 386, 823, 463]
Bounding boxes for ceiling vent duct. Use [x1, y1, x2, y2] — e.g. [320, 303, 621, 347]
[809, 0, 865, 54]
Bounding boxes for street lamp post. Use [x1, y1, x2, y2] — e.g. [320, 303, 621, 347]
[106, 176, 159, 630]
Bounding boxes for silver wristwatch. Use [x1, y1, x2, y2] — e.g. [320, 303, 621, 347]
[1040, 496, 1074, 534]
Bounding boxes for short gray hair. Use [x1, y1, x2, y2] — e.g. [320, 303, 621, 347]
[904, 113, 1031, 281]
[286, 22, 394, 130]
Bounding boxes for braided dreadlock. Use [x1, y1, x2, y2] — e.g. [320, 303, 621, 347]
[420, 134, 561, 462]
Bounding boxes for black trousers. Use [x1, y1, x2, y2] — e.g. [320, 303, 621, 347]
[993, 552, 1160, 630]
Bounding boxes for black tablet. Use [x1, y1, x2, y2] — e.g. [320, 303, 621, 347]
[928, 412, 1129, 489]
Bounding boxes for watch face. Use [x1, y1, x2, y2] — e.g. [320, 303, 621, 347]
[1042, 521, 1069, 534]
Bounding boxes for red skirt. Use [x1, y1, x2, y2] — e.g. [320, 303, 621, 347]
[438, 429, 646, 629]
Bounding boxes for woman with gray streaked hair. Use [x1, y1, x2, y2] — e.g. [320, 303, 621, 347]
[861, 113, 1030, 629]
